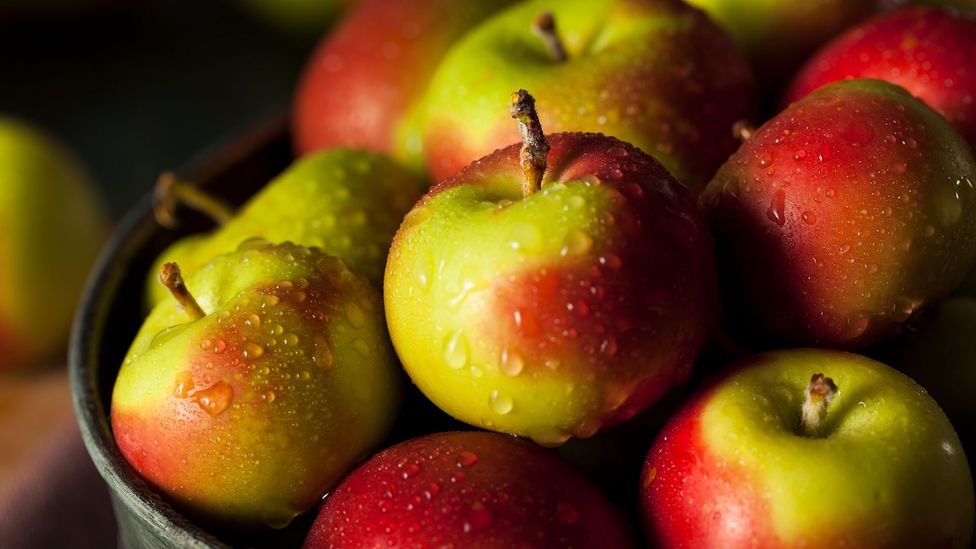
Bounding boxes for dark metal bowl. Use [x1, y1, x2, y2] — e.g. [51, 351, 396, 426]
[68, 117, 315, 548]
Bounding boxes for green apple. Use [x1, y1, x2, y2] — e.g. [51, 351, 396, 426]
[416, 0, 756, 191]
[685, 0, 877, 86]
[146, 149, 426, 306]
[642, 348, 974, 547]
[0, 116, 108, 369]
[385, 91, 719, 446]
[113, 241, 401, 530]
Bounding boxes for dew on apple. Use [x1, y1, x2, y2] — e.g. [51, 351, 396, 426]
[443, 331, 469, 370]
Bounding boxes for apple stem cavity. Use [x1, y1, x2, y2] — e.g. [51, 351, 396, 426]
[159, 262, 207, 320]
[800, 373, 838, 437]
[533, 12, 568, 63]
[153, 171, 236, 229]
[510, 89, 550, 197]
[732, 120, 756, 142]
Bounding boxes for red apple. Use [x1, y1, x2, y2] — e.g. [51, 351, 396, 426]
[786, 6, 976, 150]
[304, 431, 633, 548]
[641, 349, 974, 548]
[701, 78, 976, 348]
[292, 0, 515, 161]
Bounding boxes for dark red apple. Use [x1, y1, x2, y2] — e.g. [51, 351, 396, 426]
[701, 78, 976, 348]
[786, 6, 976, 149]
[304, 431, 633, 548]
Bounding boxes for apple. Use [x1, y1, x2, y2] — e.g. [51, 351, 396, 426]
[701, 79, 976, 348]
[786, 6, 976, 150]
[304, 431, 633, 548]
[684, 0, 877, 91]
[0, 116, 108, 369]
[417, 0, 756, 191]
[385, 90, 718, 446]
[292, 0, 517, 164]
[112, 241, 402, 530]
[641, 348, 975, 548]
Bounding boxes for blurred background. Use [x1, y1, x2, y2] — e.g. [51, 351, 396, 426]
[0, 1, 329, 546]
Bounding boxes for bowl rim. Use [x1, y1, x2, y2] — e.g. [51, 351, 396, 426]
[68, 115, 288, 548]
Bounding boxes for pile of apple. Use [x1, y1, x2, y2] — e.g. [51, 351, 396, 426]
[110, 0, 976, 546]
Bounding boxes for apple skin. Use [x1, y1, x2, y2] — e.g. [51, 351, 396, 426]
[786, 6, 976, 150]
[641, 349, 975, 548]
[146, 149, 427, 306]
[385, 132, 719, 446]
[303, 431, 633, 548]
[701, 79, 976, 349]
[0, 117, 108, 369]
[292, 0, 516, 163]
[417, 0, 756, 191]
[113, 241, 402, 530]
[685, 0, 876, 90]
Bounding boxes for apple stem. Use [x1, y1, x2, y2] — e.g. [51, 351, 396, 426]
[159, 262, 207, 320]
[510, 89, 550, 197]
[153, 172, 236, 229]
[732, 120, 755, 142]
[800, 373, 838, 437]
[533, 12, 568, 63]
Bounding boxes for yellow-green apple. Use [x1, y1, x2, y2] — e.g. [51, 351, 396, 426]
[786, 6, 976, 150]
[113, 241, 401, 530]
[0, 116, 108, 369]
[684, 0, 876, 90]
[701, 79, 976, 349]
[385, 91, 719, 446]
[641, 349, 975, 548]
[292, 0, 516, 163]
[146, 149, 426, 306]
[303, 431, 633, 548]
[417, 0, 756, 191]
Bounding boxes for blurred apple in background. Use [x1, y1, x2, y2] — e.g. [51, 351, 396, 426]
[0, 117, 108, 370]
[786, 6, 976, 150]
[292, 0, 517, 166]
[685, 0, 877, 95]
[233, 0, 355, 36]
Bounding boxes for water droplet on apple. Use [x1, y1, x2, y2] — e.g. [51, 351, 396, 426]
[500, 348, 524, 377]
[402, 206, 432, 230]
[213, 340, 227, 353]
[243, 342, 264, 359]
[563, 230, 594, 256]
[173, 371, 194, 398]
[489, 390, 513, 415]
[456, 451, 479, 468]
[282, 333, 299, 346]
[353, 338, 371, 357]
[801, 211, 816, 225]
[345, 302, 366, 328]
[194, 381, 233, 416]
[443, 331, 469, 370]
[263, 390, 276, 403]
[314, 337, 334, 368]
[767, 189, 786, 226]
[463, 502, 494, 534]
[568, 195, 586, 209]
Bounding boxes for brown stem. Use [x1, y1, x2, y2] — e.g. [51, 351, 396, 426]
[158, 262, 206, 320]
[800, 373, 838, 437]
[510, 89, 550, 197]
[732, 120, 756, 143]
[532, 12, 568, 63]
[153, 172, 236, 229]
